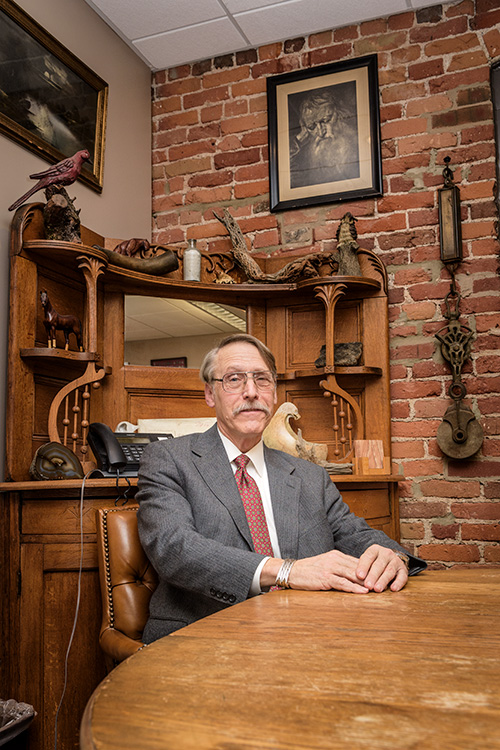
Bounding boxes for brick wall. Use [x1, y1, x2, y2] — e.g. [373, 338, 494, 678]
[151, 0, 500, 567]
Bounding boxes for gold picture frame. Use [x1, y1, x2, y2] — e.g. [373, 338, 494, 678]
[0, 0, 108, 192]
[267, 54, 382, 211]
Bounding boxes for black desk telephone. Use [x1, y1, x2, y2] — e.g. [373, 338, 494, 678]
[88, 422, 172, 477]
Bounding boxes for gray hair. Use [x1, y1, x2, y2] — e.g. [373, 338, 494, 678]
[200, 333, 277, 383]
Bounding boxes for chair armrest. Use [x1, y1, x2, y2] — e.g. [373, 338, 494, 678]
[99, 626, 144, 665]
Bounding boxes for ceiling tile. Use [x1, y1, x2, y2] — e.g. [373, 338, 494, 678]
[134, 18, 249, 70]
[234, 0, 409, 46]
[85, 0, 225, 40]
[224, 0, 289, 11]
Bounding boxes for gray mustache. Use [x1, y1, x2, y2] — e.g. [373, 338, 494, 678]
[233, 401, 271, 416]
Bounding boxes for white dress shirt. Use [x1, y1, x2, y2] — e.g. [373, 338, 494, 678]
[218, 429, 281, 594]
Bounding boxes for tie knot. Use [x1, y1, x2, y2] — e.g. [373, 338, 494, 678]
[234, 454, 250, 471]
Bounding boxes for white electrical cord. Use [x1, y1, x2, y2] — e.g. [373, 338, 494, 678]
[53, 469, 93, 750]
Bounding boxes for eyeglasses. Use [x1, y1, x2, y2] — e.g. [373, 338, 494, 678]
[212, 371, 276, 393]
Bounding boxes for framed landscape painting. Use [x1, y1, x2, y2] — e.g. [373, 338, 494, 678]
[0, 0, 108, 192]
[267, 54, 382, 212]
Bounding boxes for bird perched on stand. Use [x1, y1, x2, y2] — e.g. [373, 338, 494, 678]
[8, 149, 90, 212]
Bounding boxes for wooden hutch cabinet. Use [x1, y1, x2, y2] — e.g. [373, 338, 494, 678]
[1, 204, 401, 749]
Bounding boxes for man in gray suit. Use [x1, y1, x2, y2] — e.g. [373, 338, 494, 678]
[137, 334, 426, 643]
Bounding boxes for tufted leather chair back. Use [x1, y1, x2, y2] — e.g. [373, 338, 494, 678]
[96, 506, 158, 670]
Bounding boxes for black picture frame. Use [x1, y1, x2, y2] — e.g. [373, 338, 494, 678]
[0, 0, 108, 192]
[267, 54, 382, 212]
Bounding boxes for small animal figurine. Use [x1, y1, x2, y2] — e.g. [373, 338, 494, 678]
[8, 149, 90, 212]
[40, 291, 84, 351]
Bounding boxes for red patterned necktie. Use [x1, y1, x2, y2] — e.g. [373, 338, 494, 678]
[234, 454, 273, 556]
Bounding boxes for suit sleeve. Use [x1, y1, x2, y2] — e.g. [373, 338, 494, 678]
[321, 470, 427, 575]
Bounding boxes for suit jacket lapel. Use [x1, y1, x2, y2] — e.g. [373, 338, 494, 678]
[191, 425, 253, 548]
[265, 447, 301, 558]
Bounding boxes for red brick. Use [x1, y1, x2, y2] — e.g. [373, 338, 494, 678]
[187, 171, 232, 188]
[381, 81, 427, 103]
[400, 500, 449, 518]
[418, 544, 480, 562]
[234, 180, 269, 199]
[390, 342, 436, 361]
[452, 502, 500, 519]
[388, 11, 414, 30]
[402, 301, 437, 320]
[471, 6, 500, 30]
[201, 104, 224, 123]
[390, 324, 418, 337]
[421, 480, 482, 498]
[214, 148, 261, 169]
[168, 64, 191, 81]
[238, 216, 277, 233]
[408, 59, 444, 79]
[169, 140, 216, 161]
[157, 110, 199, 130]
[431, 523, 460, 539]
[398, 131, 457, 156]
[461, 524, 500, 541]
[413, 399, 448, 418]
[410, 17, 468, 43]
[153, 128, 187, 149]
[400, 458, 444, 476]
[412, 361, 447, 379]
[232, 79, 266, 98]
[391, 420, 442, 438]
[448, 460, 500, 478]
[308, 44, 352, 67]
[406, 94, 453, 116]
[400, 521, 425, 539]
[429, 67, 489, 95]
[425, 32, 481, 57]
[221, 112, 267, 135]
[155, 227, 185, 244]
[390, 402, 410, 419]
[164, 156, 212, 177]
[203, 66, 250, 89]
[332, 26, 356, 43]
[185, 186, 232, 204]
[157, 77, 200, 96]
[484, 545, 500, 563]
[235, 163, 268, 182]
[152, 96, 182, 116]
[391, 46, 421, 64]
[355, 31, 407, 55]
[379, 67, 407, 87]
[484, 27, 500, 57]
[391, 441, 426, 459]
[184, 86, 229, 109]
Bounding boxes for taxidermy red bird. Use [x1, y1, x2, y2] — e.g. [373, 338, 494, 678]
[8, 149, 90, 211]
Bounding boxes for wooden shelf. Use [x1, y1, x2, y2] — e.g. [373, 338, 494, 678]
[281, 366, 383, 380]
[20, 347, 105, 375]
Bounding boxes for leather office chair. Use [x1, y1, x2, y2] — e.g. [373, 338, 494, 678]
[96, 506, 158, 670]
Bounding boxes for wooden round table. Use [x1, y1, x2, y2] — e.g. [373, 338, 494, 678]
[80, 568, 500, 749]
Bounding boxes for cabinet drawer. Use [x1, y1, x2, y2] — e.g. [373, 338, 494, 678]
[341, 486, 391, 521]
[21, 498, 117, 535]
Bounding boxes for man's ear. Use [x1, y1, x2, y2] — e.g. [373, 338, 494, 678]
[204, 382, 215, 408]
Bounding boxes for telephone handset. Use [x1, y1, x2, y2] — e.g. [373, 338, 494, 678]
[88, 422, 172, 477]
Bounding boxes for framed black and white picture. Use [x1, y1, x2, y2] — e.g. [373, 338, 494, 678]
[267, 54, 382, 212]
[0, 0, 108, 192]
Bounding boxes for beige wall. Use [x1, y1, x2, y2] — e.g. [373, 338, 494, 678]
[0, 0, 152, 479]
[125, 333, 227, 369]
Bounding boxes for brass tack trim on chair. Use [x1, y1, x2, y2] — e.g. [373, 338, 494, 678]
[101, 508, 115, 628]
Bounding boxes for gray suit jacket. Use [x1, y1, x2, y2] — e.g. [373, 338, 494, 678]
[137, 425, 426, 643]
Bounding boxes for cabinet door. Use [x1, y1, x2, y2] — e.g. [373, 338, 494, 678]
[18, 541, 106, 750]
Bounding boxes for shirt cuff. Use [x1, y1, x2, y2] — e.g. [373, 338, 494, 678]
[249, 556, 271, 596]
